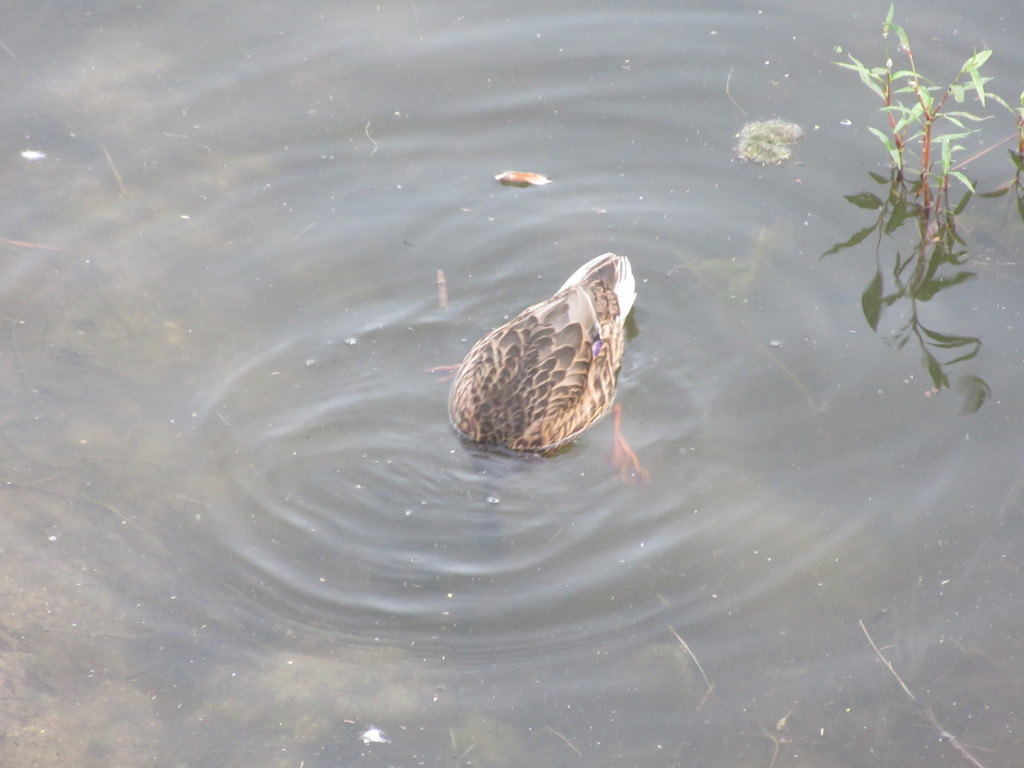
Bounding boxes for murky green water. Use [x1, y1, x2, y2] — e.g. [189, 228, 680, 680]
[2, 0, 1022, 765]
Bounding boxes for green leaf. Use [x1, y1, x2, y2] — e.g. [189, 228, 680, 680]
[915, 271, 977, 301]
[867, 126, 902, 167]
[884, 3, 895, 29]
[892, 103, 925, 133]
[953, 188, 974, 214]
[966, 49, 992, 69]
[845, 192, 885, 210]
[884, 198, 917, 234]
[986, 91, 1011, 111]
[892, 325, 912, 350]
[941, 110, 991, 123]
[940, 139, 953, 174]
[862, 270, 885, 331]
[918, 88, 934, 112]
[967, 72, 994, 97]
[940, 114, 967, 130]
[979, 187, 1010, 199]
[936, 129, 977, 144]
[958, 375, 991, 414]
[821, 224, 878, 258]
[946, 346, 983, 366]
[894, 25, 910, 52]
[963, 50, 992, 100]
[948, 171, 976, 193]
[924, 351, 949, 389]
[921, 326, 976, 347]
[838, 55, 886, 100]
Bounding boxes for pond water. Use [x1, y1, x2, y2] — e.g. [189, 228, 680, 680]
[2, 1, 1022, 766]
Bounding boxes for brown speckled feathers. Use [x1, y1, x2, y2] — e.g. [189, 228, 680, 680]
[449, 253, 635, 452]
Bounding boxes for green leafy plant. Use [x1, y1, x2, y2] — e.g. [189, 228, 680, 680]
[980, 90, 1024, 221]
[824, 171, 988, 410]
[837, 4, 1019, 204]
[823, 5, 1024, 412]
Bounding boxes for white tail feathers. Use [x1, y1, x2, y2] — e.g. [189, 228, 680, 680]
[558, 252, 635, 323]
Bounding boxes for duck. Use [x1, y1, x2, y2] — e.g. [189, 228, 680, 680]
[449, 252, 639, 459]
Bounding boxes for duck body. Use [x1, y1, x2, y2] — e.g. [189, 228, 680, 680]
[449, 253, 636, 453]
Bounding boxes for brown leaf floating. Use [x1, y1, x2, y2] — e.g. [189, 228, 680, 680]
[494, 170, 552, 187]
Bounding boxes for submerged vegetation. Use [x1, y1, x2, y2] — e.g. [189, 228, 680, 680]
[735, 119, 804, 165]
[825, 4, 1024, 412]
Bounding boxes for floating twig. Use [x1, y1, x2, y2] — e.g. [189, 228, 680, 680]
[858, 619, 916, 701]
[668, 624, 714, 709]
[102, 144, 127, 196]
[436, 269, 448, 308]
[758, 721, 792, 768]
[427, 363, 459, 380]
[541, 726, 581, 757]
[951, 132, 1016, 172]
[292, 222, 317, 240]
[449, 726, 476, 760]
[725, 66, 747, 115]
[925, 708, 989, 768]
[365, 121, 378, 156]
[0, 236, 67, 253]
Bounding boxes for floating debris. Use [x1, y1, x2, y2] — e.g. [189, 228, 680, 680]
[495, 170, 552, 187]
[436, 269, 448, 309]
[21, 149, 47, 162]
[360, 726, 389, 744]
[736, 119, 803, 165]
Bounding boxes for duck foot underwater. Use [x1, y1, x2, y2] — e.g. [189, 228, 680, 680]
[610, 403, 649, 484]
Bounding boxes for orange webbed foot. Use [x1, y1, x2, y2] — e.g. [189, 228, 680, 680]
[611, 403, 649, 484]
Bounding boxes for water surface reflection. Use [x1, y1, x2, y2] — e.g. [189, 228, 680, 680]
[2, 0, 1023, 766]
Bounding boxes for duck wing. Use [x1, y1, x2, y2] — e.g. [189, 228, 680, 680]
[450, 284, 603, 451]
